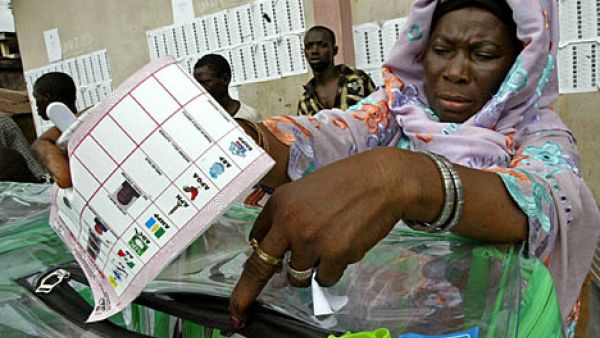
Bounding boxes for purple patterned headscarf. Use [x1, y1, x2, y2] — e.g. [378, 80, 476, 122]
[382, 0, 564, 168]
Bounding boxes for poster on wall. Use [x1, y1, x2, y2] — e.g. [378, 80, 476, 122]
[171, 0, 195, 25]
[43, 28, 62, 62]
[48, 56, 274, 321]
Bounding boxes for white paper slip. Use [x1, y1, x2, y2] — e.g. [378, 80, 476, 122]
[311, 273, 349, 316]
[48, 56, 274, 322]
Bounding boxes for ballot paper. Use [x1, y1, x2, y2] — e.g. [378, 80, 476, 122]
[48, 57, 274, 322]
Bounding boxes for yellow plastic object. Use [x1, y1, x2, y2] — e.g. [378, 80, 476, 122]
[329, 328, 392, 338]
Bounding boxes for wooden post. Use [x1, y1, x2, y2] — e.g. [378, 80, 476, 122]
[311, 0, 355, 67]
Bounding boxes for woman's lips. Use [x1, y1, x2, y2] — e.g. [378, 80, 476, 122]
[438, 97, 473, 113]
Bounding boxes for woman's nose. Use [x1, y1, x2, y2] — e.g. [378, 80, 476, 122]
[442, 53, 470, 83]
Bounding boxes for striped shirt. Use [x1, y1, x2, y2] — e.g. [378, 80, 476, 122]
[297, 64, 375, 116]
[0, 113, 45, 179]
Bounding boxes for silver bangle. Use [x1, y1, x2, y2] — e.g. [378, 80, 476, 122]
[431, 153, 464, 232]
[405, 151, 455, 232]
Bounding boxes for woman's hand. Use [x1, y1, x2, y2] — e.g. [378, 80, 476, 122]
[227, 146, 528, 327]
[228, 148, 433, 327]
[32, 127, 72, 188]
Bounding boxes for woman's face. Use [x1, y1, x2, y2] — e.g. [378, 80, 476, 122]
[423, 7, 518, 123]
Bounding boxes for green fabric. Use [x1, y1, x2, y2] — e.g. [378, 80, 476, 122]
[183, 321, 204, 337]
[464, 247, 497, 329]
[516, 257, 564, 337]
[153, 312, 171, 338]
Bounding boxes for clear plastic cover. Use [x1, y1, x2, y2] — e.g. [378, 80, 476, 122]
[0, 183, 82, 337]
[0, 183, 563, 337]
[150, 206, 525, 337]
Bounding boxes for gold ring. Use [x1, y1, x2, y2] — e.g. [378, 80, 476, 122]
[250, 238, 282, 266]
[287, 265, 313, 281]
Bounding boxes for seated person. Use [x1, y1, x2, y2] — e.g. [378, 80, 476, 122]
[0, 112, 44, 181]
[193, 54, 260, 122]
[31, 72, 78, 186]
[298, 25, 375, 115]
[0, 147, 37, 182]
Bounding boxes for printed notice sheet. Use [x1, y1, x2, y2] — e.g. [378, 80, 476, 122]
[48, 57, 274, 321]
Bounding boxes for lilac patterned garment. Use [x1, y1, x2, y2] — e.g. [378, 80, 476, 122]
[263, 0, 600, 325]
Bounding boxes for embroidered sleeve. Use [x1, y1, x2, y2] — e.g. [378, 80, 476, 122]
[263, 86, 402, 180]
[490, 130, 581, 261]
[492, 128, 600, 321]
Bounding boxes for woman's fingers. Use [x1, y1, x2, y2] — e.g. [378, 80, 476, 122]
[248, 200, 273, 241]
[287, 242, 319, 287]
[229, 223, 289, 328]
[314, 257, 347, 287]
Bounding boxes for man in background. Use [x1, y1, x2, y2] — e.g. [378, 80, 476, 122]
[33, 72, 78, 120]
[31, 72, 78, 187]
[193, 54, 260, 122]
[298, 25, 375, 116]
[194, 54, 269, 207]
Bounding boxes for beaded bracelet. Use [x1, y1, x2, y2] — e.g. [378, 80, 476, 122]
[405, 151, 455, 232]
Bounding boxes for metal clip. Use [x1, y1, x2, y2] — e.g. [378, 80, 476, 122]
[35, 269, 71, 294]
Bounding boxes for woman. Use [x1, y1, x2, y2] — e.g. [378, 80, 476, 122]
[35, 0, 599, 334]
[226, 0, 600, 334]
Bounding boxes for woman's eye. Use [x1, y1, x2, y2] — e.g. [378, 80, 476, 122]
[474, 52, 498, 60]
[432, 46, 450, 55]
